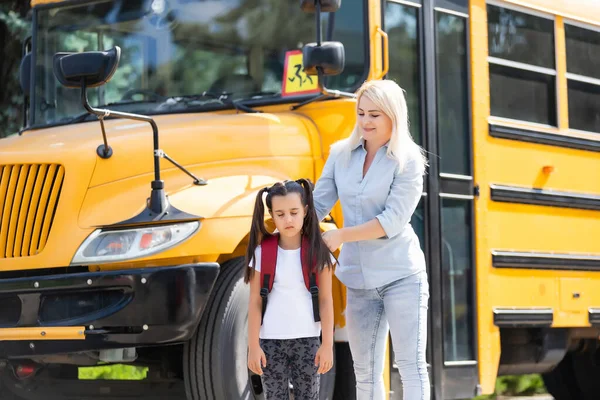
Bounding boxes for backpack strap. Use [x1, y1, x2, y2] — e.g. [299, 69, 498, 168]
[301, 237, 321, 322]
[260, 235, 278, 324]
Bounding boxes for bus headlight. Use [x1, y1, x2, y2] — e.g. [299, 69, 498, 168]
[71, 221, 200, 265]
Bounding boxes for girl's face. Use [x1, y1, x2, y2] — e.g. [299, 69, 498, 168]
[357, 95, 393, 144]
[270, 193, 307, 238]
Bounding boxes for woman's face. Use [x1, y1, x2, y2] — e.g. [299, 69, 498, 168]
[357, 95, 393, 144]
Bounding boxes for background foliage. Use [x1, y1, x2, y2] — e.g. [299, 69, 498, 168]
[79, 364, 148, 380]
[475, 375, 548, 399]
[0, 0, 30, 138]
[79, 363, 547, 399]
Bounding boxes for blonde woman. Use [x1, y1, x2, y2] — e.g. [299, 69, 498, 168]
[313, 79, 430, 400]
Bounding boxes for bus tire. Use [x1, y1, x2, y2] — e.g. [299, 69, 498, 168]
[541, 352, 583, 400]
[183, 257, 254, 400]
[333, 342, 356, 400]
[571, 348, 600, 400]
[183, 256, 336, 400]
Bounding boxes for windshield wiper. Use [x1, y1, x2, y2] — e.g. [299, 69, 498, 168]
[61, 91, 274, 124]
[164, 92, 262, 113]
[61, 111, 96, 125]
[61, 99, 157, 124]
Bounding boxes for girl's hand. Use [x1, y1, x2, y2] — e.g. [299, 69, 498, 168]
[314, 344, 334, 374]
[322, 230, 344, 252]
[248, 345, 267, 375]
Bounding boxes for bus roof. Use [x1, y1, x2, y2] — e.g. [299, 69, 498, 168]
[493, 0, 600, 27]
[32, 0, 600, 27]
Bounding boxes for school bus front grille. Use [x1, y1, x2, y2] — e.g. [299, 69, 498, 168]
[0, 164, 64, 258]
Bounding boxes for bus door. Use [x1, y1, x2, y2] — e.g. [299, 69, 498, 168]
[384, 0, 478, 399]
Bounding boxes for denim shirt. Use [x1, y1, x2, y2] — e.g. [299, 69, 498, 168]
[313, 139, 426, 290]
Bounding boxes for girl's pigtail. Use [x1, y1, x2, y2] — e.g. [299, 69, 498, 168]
[244, 187, 270, 283]
[297, 178, 334, 272]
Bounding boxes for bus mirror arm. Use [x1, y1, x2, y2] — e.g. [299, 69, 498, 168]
[292, 0, 354, 111]
[52, 46, 205, 226]
[290, 70, 355, 110]
[79, 84, 206, 226]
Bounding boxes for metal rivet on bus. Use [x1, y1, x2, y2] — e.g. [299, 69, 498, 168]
[29, 343, 35, 349]
[34, 282, 39, 288]
[78, 331, 84, 336]
[40, 331, 46, 337]
[141, 278, 147, 284]
[87, 279, 93, 285]
[143, 325, 149, 331]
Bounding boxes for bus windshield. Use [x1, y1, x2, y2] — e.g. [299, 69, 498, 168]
[32, 0, 367, 126]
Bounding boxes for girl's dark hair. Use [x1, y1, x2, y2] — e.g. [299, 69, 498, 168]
[244, 178, 334, 283]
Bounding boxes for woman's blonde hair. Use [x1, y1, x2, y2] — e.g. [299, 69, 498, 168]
[342, 79, 428, 173]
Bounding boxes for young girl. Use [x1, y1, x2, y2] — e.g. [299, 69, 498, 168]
[245, 179, 335, 400]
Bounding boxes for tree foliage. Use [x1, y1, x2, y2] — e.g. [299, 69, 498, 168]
[78, 364, 148, 380]
[0, 0, 31, 138]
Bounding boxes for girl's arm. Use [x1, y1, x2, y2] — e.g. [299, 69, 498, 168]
[315, 265, 334, 374]
[319, 266, 334, 347]
[248, 270, 266, 375]
[323, 156, 424, 250]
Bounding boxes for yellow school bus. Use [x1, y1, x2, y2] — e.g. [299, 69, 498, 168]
[0, 0, 380, 399]
[1, 0, 600, 399]
[471, 1, 600, 400]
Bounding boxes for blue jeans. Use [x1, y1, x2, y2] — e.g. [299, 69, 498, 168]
[346, 271, 430, 400]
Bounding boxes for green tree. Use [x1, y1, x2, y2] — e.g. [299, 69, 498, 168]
[0, 0, 31, 138]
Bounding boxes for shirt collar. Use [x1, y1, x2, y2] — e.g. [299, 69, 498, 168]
[351, 137, 390, 151]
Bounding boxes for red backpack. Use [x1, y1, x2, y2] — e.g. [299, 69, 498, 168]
[260, 234, 320, 324]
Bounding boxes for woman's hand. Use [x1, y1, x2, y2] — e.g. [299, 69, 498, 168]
[322, 229, 344, 252]
[248, 345, 267, 375]
[315, 344, 334, 374]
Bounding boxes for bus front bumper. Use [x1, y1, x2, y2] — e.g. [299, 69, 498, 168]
[0, 263, 219, 357]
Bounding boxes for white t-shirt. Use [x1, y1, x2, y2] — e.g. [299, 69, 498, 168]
[250, 245, 327, 340]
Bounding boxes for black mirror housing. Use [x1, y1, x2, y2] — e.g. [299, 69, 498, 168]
[292, 0, 354, 110]
[303, 41, 345, 76]
[300, 0, 341, 12]
[53, 46, 121, 89]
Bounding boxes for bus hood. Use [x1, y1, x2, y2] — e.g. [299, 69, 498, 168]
[33, 111, 318, 228]
[1, 110, 315, 188]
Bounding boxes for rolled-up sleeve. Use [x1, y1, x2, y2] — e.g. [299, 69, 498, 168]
[313, 147, 340, 222]
[375, 156, 424, 239]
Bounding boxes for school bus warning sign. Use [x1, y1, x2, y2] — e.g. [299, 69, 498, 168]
[282, 50, 320, 97]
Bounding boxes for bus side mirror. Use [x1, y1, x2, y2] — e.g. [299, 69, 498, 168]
[300, 0, 341, 12]
[303, 42, 345, 76]
[53, 46, 121, 89]
[300, 0, 345, 78]
[292, 0, 352, 110]
[52, 47, 122, 160]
